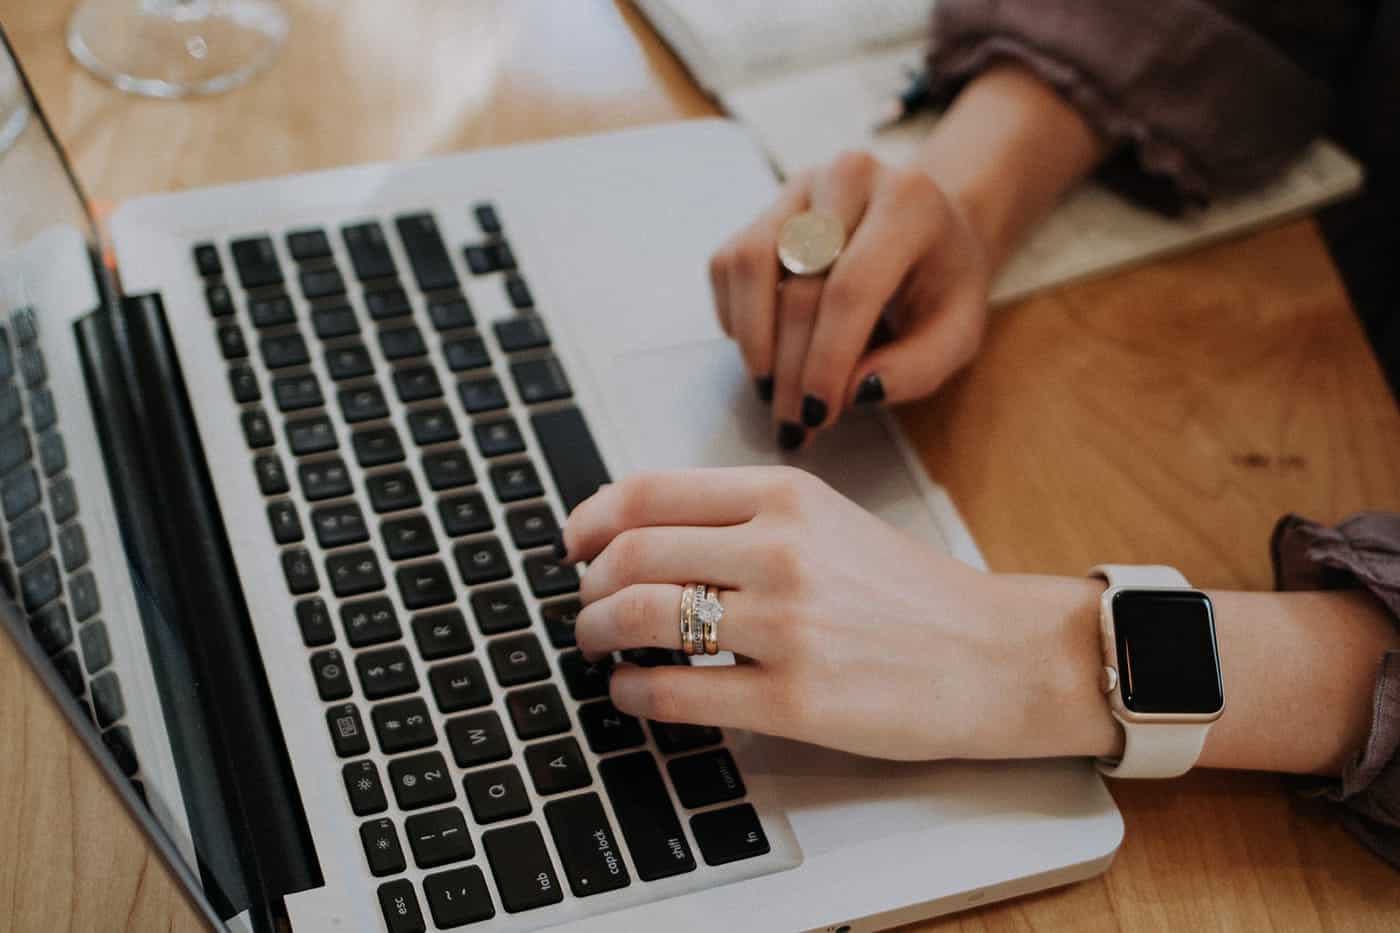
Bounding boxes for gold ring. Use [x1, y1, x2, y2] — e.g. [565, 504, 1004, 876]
[679, 584, 699, 656]
[777, 209, 845, 276]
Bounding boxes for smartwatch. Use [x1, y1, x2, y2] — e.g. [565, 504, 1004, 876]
[1090, 564, 1224, 779]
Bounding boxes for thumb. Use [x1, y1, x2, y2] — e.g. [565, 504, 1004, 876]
[843, 296, 987, 407]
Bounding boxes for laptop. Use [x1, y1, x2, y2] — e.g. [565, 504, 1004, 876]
[0, 27, 1120, 933]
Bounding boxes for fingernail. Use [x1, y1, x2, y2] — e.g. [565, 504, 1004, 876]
[800, 394, 827, 428]
[552, 532, 569, 562]
[755, 375, 774, 403]
[854, 373, 885, 405]
[777, 421, 805, 450]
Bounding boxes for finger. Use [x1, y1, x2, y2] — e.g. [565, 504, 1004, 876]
[770, 276, 822, 450]
[580, 526, 757, 604]
[609, 663, 775, 730]
[845, 289, 987, 406]
[709, 244, 733, 337]
[576, 584, 771, 661]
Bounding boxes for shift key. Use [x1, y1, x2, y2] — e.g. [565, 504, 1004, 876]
[598, 751, 695, 881]
[544, 793, 631, 897]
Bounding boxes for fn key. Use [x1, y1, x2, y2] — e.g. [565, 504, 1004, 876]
[690, 803, 771, 866]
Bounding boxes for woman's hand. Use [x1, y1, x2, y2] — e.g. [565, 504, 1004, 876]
[562, 467, 1116, 761]
[708, 152, 992, 450]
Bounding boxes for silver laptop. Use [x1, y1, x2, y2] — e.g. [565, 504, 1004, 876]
[0, 29, 1119, 933]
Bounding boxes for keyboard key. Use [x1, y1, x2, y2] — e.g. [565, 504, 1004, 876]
[438, 492, 492, 537]
[53, 649, 83, 695]
[287, 228, 332, 261]
[506, 505, 558, 550]
[79, 619, 111, 673]
[504, 274, 533, 309]
[20, 555, 60, 611]
[397, 560, 455, 610]
[545, 793, 631, 897]
[367, 470, 420, 513]
[300, 266, 346, 300]
[69, 570, 100, 621]
[383, 513, 437, 560]
[343, 759, 389, 816]
[526, 737, 591, 796]
[422, 448, 474, 491]
[193, 242, 222, 277]
[482, 822, 563, 913]
[493, 315, 550, 353]
[360, 818, 407, 877]
[377, 879, 426, 933]
[473, 419, 524, 459]
[365, 285, 412, 321]
[250, 293, 297, 328]
[353, 427, 405, 467]
[10, 509, 49, 566]
[28, 603, 71, 654]
[58, 523, 88, 573]
[0, 326, 9, 377]
[469, 584, 528, 635]
[559, 650, 610, 700]
[463, 244, 494, 274]
[429, 658, 492, 713]
[0, 424, 29, 474]
[90, 672, 125, 727]
[231, 236, 283, 289]
[241, 407, 275, 448]
[579, 700, 645, 754]
[326, 343, 374, 380]
[298, 456, 353, 500]
[103, 725, 139, 776]
[489, 240, 517, 272]
[488, 633, 549, 686]
[273, 373, 324, 412]
[531, 407, 610, 514]
[37, 431, 66, 477]
[254, 454, 289, 494]
[407, 408, 457, 446]
[650, 720, 722, 755]
[312, 304, 359, 340]
[474, 204, 501, 236]
[343, 222, 397, 281]
[268, 501, 302, 543]
[327, 547, 384, 597]
[312, 502, 369, 548]
[424, 865, 495, 928]
[511, 357, 572, 404]
[260, 333, 309, 369]
[338, 384, 388, 422]
[48, 476, 77, 525]
[541, 599, 581, 648]
[464, 763, 531, 824]
[372, 697, 437, 754]
[427, 296, 473, 332]
[357, 645, 418, 700]
[286, 415, 337, 455]
[453, 538, 511, 586]
[388, 751, 455, 810]
[668, 748, 745, 809]
[380, 326, 427, 361]
[506, 684, 569, 740]
[218, 324, 248, 360]
[443, 336, 489, 372]
[395, 367, 444, 404]
[0, 385, 18, 426]
[395, 213, 459, 293]
[523, 554, 579, 598]
[599, 751, 696, 881]
[341, 596, 401, 648]
[206, 283, 234, 317]
[446, 710, 511, 768]
[620, 647, 685, 668]
[691, 803, 770, 866]
[489, 461, 542, 502]
[327, 702, 371, 757]
[412, 609, 472, 660]
[11, 309, 34, 345]
[457, 376, 507, 414]
[407, 807, 474, 869]
[311, 648, 353, 700]
[296, 597, 336, 646]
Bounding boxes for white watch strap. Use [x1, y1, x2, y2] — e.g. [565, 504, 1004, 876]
[1090, 564, 1190, 589]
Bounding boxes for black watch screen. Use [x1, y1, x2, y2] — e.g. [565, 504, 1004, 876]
[1113, 589, 1223, 715]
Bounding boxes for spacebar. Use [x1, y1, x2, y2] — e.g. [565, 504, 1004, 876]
[530, 407, 611, 514]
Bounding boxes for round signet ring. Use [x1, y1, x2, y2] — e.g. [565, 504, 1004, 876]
[777, 209, 845, 277]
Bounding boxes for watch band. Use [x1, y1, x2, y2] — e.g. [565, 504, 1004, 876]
[1090, 564, 1212, 779]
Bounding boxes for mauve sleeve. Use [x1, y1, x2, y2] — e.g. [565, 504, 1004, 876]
[924, 0, 1335, 204]
[1272, 513, 1400, 868]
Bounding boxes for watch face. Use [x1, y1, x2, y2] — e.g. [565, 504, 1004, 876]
[1113, 590, 1223, 715]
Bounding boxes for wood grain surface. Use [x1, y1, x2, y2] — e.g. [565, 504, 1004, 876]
[1, 2, 1398, 931]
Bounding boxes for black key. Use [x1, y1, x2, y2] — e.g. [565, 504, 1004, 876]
[559, 650, 611, 700]
[312, 502, 369, 548]
[90, 671, 125, 727]
[377, 879, 426, 933]
[442, 336, 489, 372]
[526, 737, 591, 796]
[257, 451, 290, 495]
[482, 822, 564, 913]
[493, 315, 550, 353]
[372, 697, 437, 754]
[206, 283, 234, 317]
[506, 505, 558, 550]
[457, 376, 507, 414]
[427, 296, 473, 332]
[338, 384, 389, 423]
[490, 241, 517, 272]
[380, 326, 427, 361]
[488, 633, 549, 686]
[34, 431, 62, 480]
[343, 222, 398, 282]
[0, 424, 30, 474]
[446, 710, 511, 768]
[327, 702, 371, 757]
[0, 385, 19, 427]
[388, 751, 456, 810]
[650, 721, 722, 755]
[29, 389, 56, 433]
[463, 764, 531, 824]
[0, 326, 9, 378]
[506, 683, 569, 740]
[193, 242, 222, 277]
[453, 538, 511, 586]
[28, 603, 71, 654]
[287, 228, 332, 262]
[429, 658, 491, 713]
[20, 555, 61, 612]
[366, 285, 412, 321]
[343, 760, 389, 816]
[341, 596, 401, 648]
[511, 357, 572, 404]
[281, 543, 317, 589]
[261, 332, 310, 370]
[286, 415, 337, 456]
[396, 369, 445, 404]
[395, 213, 459, 292]
[621, 647, 685, 667]
[300, 266, 345, 300]
[326, 343, 374, 380]
[469, 584, 528, 635]
[368, 470, 420, 513]
[80, 619, 112, 674]
[218, 324, 248, 360]
[397, 560, 455, 610]
[103, 725, 139, 776]
[18, 347, 45, 388]
[545, 793, 631, 897]
[48, 476, 77, 525]
[231, 236, 284, 289]
[53, 648, 83, 695]
[524, 554, 579, 598]
[383, 513, 437, 560]
[327, 547, 384, 597]
[541, 600, 581, 648]
[407, 409, 457, 447]
[412, 609, 472, 660]
[407, 808, 474, 869]
[58, 524, 89, 573]
[474, 204, 501, 236]
[579, 700, 645, 754]
[10, 508, 50, 566]
[422, 448, 474, 491]
[489, 460, 542, 502]
[296, 597, 335, 646]
[353, 426, 404, 467]
[228, 367, 261, 404]
[360, 818, 407, 877]
[357, 645, 418, 699]
[504, 274, 534, 309]
[298, 456, 353, 501]
[273, 373, 324, 412]
[473, 419, 524, 458]
[249, 293, 297, 328]
[424, 866, 495, 928]
[691, 804, 770, 866]
[463, 244, 498, 275]
[599, 751, 696, 881]
[241, 407, 275, 448]
[668, 748, 746, 809]
[69, 570, 100, 621]
[311, 649, 353, 700]
[312, 304, 360, 340]
[438, 492, 492, 537]
[531, 407, 611, 514]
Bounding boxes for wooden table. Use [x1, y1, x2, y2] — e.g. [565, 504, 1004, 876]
[2, 2, 1398, 930]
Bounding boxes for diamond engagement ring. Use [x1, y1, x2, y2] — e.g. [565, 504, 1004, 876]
[680, 583, 725, 656]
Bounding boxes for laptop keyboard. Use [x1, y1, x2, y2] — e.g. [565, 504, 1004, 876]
[0, 309, 144, 788]
[193, 206, 771, 929]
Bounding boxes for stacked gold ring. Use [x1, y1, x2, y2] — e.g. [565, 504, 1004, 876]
[680, 583, 723, 656]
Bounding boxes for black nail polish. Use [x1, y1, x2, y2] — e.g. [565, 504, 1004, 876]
[854, 373, 885, 405]
[552, 532, 569, 562]
[777, 421, 805, 450]
[755, 376, 774, 404]
[801, 395, 828, 428]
